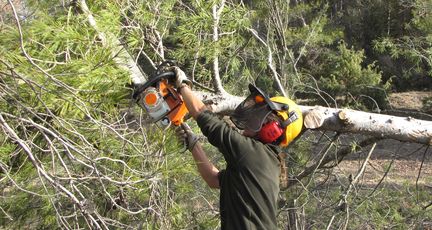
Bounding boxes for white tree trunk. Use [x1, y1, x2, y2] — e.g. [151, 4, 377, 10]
[302, 106, 432, 145]
[191, 92, 432, 145]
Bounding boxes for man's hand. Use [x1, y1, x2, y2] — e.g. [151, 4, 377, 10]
[176, 123, 220, 189]
[176, 123, 199, 151]
[172, 67, 192, 89]
[171, 66, 206, 119]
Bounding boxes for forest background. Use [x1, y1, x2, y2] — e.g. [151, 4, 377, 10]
[0, 0, 431, 229]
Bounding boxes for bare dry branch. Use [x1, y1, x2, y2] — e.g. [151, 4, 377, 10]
[211, 0, 227, 94]
[326, 143, 376, 230]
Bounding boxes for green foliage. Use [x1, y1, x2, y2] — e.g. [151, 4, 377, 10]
[284, 137, 313, 175]
[411, 0, 432, 34]
[1, 0, 431, 229]
[372, 0, 432, 90]
[313, 42, 388, 109]
[0, 2, 195, 228]
[249, 1, 344, 95]
[171, 1, 253, 91]
[0, 143, 15, 163]
[0, 10, 131, 120]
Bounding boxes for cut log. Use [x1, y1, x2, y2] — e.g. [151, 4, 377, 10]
[189, 92, 432, 145]
[302, 106, 432, 145]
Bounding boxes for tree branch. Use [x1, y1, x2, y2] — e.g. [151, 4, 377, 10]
[326, 143, 376, 230]
[247, 27, 287, 97]
[78, 0, 149, 85]
[211, 0, 227, 94]
[303, 106, 432, 145]
[288, 137, 380, 188]
[0, 113, 104, 229]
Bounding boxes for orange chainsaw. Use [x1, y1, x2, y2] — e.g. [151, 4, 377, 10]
[133, 66, 189, 127]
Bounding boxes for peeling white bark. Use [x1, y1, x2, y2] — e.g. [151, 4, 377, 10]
[191, 92, 432, 145]
[194, 91, 244, 114]
[302, 106, 432, 145]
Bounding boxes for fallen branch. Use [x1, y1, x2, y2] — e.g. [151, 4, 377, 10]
[303, 106, 432, 145]
[326, 142, 377, 230]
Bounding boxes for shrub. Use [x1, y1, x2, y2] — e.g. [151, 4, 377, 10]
[317, 42, 389, 109]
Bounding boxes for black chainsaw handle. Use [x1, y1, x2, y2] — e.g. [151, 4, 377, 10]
[132, 71, 176, 100]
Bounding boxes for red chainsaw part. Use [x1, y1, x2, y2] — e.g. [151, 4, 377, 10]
[158, 79, 188, 126]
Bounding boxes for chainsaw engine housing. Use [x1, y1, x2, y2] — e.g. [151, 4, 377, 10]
[134, 72, 188, 126]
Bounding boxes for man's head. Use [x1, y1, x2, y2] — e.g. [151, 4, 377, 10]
[231, 84, 303, 147]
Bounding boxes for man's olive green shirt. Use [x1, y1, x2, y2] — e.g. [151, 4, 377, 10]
[197, 111, 281, 230]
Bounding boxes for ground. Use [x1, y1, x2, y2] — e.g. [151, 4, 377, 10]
[336, 139, 432, 186]
[388, 91, 432, 112]
[336, 91, 432, 186]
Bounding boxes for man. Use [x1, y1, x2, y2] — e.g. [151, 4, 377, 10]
[173, 67, 303, 229]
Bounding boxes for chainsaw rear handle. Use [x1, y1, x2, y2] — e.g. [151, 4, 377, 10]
[133, 71, 176, 100]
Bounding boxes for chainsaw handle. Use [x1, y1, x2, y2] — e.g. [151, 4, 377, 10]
[133, 71, 176, 100]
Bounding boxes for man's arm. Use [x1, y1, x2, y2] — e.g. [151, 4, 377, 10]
[179, 83, 206, 119]
[174, 68, 219, 188]
[190, 142, 220, 189]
